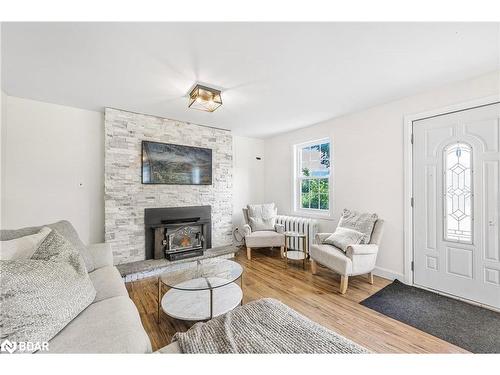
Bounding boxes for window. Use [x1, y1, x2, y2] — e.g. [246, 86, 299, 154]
[294, 139, 331, 215]
[444, 142, 473, 244]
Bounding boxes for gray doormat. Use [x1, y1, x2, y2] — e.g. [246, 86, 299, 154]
[360, 280, 500, 353]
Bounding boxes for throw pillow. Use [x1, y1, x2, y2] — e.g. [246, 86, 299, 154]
[323, 227, 365, 252]
[338, 209, 378, 244]
[0, 227, 52, 260]
[0, 230, 96, 353]
[0, 220, 95, 272]
[247, 203, 277, 231]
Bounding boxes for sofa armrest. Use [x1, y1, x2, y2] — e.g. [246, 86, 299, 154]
[275, 223, 285, 234]
[87, 242, 114, 269]
[315, 233, 332, 244]
[242, 224, 252, 237]
[346, 244, 379, 258]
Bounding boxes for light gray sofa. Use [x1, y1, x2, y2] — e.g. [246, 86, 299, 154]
[0, 220, 152, 353]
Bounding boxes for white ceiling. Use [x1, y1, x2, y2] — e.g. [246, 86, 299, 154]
[2, 22, 499, 138]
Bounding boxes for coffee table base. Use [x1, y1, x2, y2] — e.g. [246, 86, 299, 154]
[161, 277, 242, 321]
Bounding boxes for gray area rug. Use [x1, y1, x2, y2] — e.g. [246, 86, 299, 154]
[173, 298, 368, 353]
[361, 280, 500, 353]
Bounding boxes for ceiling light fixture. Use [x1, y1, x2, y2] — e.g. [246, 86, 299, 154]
[188, 84, 222, 112]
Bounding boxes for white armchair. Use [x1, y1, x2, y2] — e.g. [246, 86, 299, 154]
[310, 219, 384, 294]
[242, 208, 285, 260]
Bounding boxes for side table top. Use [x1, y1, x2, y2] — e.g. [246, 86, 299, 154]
[284, 231, 307, 238]
[159, 258, 242, 291]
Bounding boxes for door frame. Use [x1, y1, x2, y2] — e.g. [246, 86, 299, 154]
[403, 94, 500, 286]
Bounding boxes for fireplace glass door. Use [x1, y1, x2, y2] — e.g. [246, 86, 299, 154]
[166, 225, 203, 253]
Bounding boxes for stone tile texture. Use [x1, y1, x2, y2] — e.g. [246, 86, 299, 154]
[105, 108, 233, 264]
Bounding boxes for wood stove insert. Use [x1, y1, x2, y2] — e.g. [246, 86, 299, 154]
[145, 206, 211, 261]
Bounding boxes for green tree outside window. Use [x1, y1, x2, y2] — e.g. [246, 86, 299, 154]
[299, 141, 330, 210]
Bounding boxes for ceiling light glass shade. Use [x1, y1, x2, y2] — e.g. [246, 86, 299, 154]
[188, 84, 222, 112]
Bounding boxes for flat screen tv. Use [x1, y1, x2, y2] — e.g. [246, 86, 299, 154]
[142, 141, 212, 185]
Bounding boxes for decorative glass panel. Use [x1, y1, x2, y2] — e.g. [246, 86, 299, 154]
[444, 142, 472, 243]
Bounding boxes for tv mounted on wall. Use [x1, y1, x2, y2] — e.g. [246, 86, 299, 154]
[141, 141, 212, 185]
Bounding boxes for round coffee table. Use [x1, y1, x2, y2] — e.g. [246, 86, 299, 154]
[284, 231, 308, 269]
[158, 258, 243, 322]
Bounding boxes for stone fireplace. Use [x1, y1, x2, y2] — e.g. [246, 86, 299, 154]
[104, 108, 233, 265]
[144, 206, 211, 261]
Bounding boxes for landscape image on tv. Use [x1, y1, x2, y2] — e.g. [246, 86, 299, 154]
[142, 141, 212, 185]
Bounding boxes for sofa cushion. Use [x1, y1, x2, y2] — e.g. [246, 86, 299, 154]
[87, 243, 114, 269]
[247, 203, 277, 231]
[245, 230, 285, 248]
[1, 230, 96, 352]
[310, 244, 352, 275]
[46, 296, 152, 353]
[0, 227, 51, 260]
[88, 266, 128, 303]
[338, 209, 378, 244]
[0, 220, 95, 272]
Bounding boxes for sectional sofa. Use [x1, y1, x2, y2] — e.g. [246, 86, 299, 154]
[1, 220, 152, 353]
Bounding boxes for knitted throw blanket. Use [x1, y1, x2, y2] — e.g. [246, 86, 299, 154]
[172, 298, 369, 354]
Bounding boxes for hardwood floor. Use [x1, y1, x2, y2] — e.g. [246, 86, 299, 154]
[126, 247, 468, 353]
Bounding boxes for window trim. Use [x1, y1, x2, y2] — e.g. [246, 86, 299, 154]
[292, 137, 334, 219]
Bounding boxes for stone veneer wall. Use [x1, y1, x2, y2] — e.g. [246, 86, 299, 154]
[104, 108, 233, 264]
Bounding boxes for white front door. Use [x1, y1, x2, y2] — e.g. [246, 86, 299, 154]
[413, 103, 500, 309]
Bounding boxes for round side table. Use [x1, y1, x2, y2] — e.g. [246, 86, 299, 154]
[157, 258, 243, 322]
[284, 231, 308, 269]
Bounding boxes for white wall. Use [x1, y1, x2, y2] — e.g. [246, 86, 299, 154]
[1, 91, 6, 227]
[1, 96, 105, 244]
[264, 71, 500, 279]
[232, 135, 266, 228]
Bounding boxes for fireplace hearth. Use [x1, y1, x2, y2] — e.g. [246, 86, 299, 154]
[145, 206, 211, 261]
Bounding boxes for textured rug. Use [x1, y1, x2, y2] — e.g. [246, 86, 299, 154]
[361, 280, 500, 353]
[172, 298, 368, 353]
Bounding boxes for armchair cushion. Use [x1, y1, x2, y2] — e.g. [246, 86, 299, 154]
[310, 244, 352, 275]
[315, 233, 332, 244]
[245, 231, 285, 248]
[338, 209, 378, 244]
[243, 223, 284, 235]
[247, 203, 277, 231]
[346, 244, 379, 257]
[323, 227, 365, 252]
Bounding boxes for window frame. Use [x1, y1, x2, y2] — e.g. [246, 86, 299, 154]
[292, 137, 333, 219]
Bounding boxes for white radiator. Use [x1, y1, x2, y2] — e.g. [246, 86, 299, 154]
[275, 215, 319, 252]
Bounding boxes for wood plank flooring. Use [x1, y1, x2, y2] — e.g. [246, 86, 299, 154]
[125, 247, 468, 353]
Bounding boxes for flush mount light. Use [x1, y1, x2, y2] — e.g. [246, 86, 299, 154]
[188, 84, 222, 112]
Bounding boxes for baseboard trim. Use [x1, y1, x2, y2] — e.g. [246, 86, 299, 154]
[373, 266, 404, 281]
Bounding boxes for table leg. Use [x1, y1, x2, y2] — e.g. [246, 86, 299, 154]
[303, 237, 307, 270]
[157, 278, 161, 323]
[209, 288, 214, 320]
[284, 239, 288, 268]
[240, 275, 244, 306]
